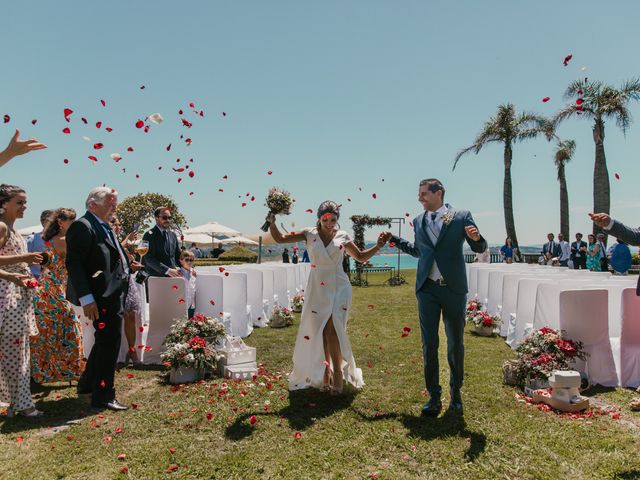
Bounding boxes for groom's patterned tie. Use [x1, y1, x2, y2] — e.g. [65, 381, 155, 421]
[429, 212, 441, 239]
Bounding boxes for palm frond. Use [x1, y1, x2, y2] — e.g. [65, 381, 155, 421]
[554, 139, 576, 181]
[620, 78, 640, 101]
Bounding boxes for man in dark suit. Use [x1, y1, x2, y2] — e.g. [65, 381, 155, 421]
[389, 178, 487, 417]
[570, 232, 588, 269]
[66, 187, 142, 411]
[142, 206, 182, 278]
[591, 213, 640, 293]
[541, 233, 560, 262]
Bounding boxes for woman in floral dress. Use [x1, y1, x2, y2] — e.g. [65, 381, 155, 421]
[0, 184, 43, 416]
[31, 207, 85, 384]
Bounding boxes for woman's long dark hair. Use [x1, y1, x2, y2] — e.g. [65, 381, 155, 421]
[42, 208, 76, 241]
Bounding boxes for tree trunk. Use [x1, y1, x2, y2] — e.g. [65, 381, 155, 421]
[558, 164, 570, 239]
[503, 143, 518, 246]
[592, 117, 610, 237]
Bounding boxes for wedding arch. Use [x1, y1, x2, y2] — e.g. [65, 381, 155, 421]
[350, 215, 392, 286]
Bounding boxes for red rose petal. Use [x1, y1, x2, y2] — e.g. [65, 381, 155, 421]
[117, 454, 126, 461]
[267, 170, 273, 175]
[131, 403, 138, 409]
[169, 448, 176, 453]
[166, 143, 172, 151]
[81, 117, 88, 124]
[96, 121, 102, 128]
[304, 336, 310, 340]
[63, 159, 69, 164]
[615, 173, 620, 180]
[100, 99, 106, 107]
[105, 127, 113, 132]
[167, 465, 179, 472]
[31, 119, 37, 125]
[563, 53, 573, 66]
[209, 299, 215, 305]
[305, 209, 313, 213]
[120, 467, 129, 473]
[188, 171, 195, 178]
[189, 102, 195, 108]
[294, 432, 302, 439]
[97, 322, 106, 329]
[88, 156, 97, 162]
[99, 379, 106, 388]
[249, 415, 257, 425]
[576, 98, 584, 105]
[62, 127, 71, 134]
[63, 108, 73, 122]
[206, 412, 213, 420]
[542, 97, 550, 103]
[135, 120, 144, 128]
[127, 147, 134, 152]
[242, 203, 247, 207]
[93, 143, 103, 150]
[218, 267, 225, 272]
[372, 193, 377, 199]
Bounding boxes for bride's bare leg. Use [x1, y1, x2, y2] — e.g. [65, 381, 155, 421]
[321, 319, 332, 389]
[325, 317, 343, 393]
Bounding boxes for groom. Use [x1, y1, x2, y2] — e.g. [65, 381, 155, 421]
[389, 178, 486, 416]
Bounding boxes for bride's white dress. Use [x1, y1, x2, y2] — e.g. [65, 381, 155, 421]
[288, 227, 364, 391]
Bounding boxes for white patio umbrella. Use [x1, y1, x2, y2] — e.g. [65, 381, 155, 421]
[220, 235, 259, 246]
[17, 224, 43, 236]
[181, 232, 220, 247]
[183, 221, 241, 237]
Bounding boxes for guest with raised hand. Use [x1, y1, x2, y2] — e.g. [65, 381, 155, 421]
[0, 184, 43, 417]
[31, 208, 85, 385]
[386, 178, 486, 417]
[66, 187, 142, 412]
[0, 129, 47, 168]
[110, 215, 143, 366]
[591, 212, 640, 285]
[142, 206, 182, 278]
[267, 201, 391, 395]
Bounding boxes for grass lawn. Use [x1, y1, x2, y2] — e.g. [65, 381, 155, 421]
[1, 271, 639, 479]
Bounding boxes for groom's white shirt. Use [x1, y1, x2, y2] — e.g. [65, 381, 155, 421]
[426, 205, 447, 281]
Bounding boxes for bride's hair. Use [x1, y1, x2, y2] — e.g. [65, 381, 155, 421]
[316, 200, 340, 231]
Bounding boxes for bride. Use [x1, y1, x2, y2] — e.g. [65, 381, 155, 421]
[267, 201, 390, 394]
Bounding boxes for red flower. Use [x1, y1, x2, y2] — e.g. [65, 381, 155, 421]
[539, 327, 556, 336]
[481, 317, 493, 327]
[556, 338, 578, 356]
[188, 336, 207, 349]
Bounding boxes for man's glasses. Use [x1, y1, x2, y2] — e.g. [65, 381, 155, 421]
[161, 216, 172, 220]
[182, 258, 194, 263]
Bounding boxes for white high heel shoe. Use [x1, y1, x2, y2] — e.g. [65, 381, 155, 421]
[7, 407, 44, 418]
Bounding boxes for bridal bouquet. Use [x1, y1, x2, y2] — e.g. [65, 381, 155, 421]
[260, 187, 294, 232]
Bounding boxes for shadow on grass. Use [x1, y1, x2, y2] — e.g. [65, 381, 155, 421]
[354, 408, 487, 462]
[224, 388, 357, 441]
[0, 395, 91, 435]
[612, 470, 640, 480]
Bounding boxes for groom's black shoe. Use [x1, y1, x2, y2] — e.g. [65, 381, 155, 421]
[421, 397, 442, 417]
[448, 389, 463, 413]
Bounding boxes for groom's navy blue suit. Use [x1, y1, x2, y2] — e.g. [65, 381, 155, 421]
[392, 204, 487, 399]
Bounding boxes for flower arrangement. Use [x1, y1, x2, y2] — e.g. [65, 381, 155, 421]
[291, 295, 304, 312]
[465, 299, 483, 322]
[513, 327, 588, 385]
[261, 187, 294, 232]
[468, 311, 501, 332]
[161, 314, 226, 371]
[270, 306, 294, 328]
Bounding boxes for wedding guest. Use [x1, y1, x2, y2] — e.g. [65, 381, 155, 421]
[0, 129, 47, 168]
[586, 234, 601, 271]
[571, 233, 588, 270]
[596, 233, 608, 272]
[142, 207, 181, 278]
[541, 233, 560, 262]
[188, 242, 202, 258]
[267, 202, 390, 395]
[292, 249, 299, 264]
[608, 239, 631, 275]
[512, 247, 523, 263]
[499, 237, 516, 263]
[302, 249, 310, 263]
[27, 209, 52, 278]
[282, 248, 290, 263]
[66, 186, 142, 411]
[31, 208, 85, 384]
[557, 233, 571, 267]
[110, 215, 143, 366]
[211, 243, 225, 258]
[388, 178, 486, 416]
[0, 184, 43, 417]
[179, 250, 197, 319]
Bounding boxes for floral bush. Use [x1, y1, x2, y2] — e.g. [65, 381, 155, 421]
[468, 310, 500, 330]
[465, 299, 484, 322]
[161, 313, 226, 370]
[291, 295, 304, 311]
[270, 306, 294, 328]
[514, 327, 587, 384]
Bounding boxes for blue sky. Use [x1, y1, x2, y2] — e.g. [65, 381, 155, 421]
[3, 1, 640, 244]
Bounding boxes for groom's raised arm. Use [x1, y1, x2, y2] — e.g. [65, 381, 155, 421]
[463, 211, 487, 253]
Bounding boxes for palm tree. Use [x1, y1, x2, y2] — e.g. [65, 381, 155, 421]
[553, 78, 640, 234]
[554, 139, 576, 239]
[453, 103, 551, 246]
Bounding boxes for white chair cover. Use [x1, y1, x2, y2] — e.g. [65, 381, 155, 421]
[509, 278, 557, 347]
[143, 277, 188, 364]
[500, 275, 552, 337]
[616, 288, 640, 388]
[221, 272, 253, 338]
[559, 289, 618, 387]
[195, 273, 230, 331]
[228, 267, 268, 327]
[256, 265, 288, 307]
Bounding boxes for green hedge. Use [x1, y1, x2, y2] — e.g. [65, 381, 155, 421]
[218, 246, 258, 263]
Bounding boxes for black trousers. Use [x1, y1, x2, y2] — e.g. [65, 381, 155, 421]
[79, 289, 125, 405]
[572, 257, 587, 269]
